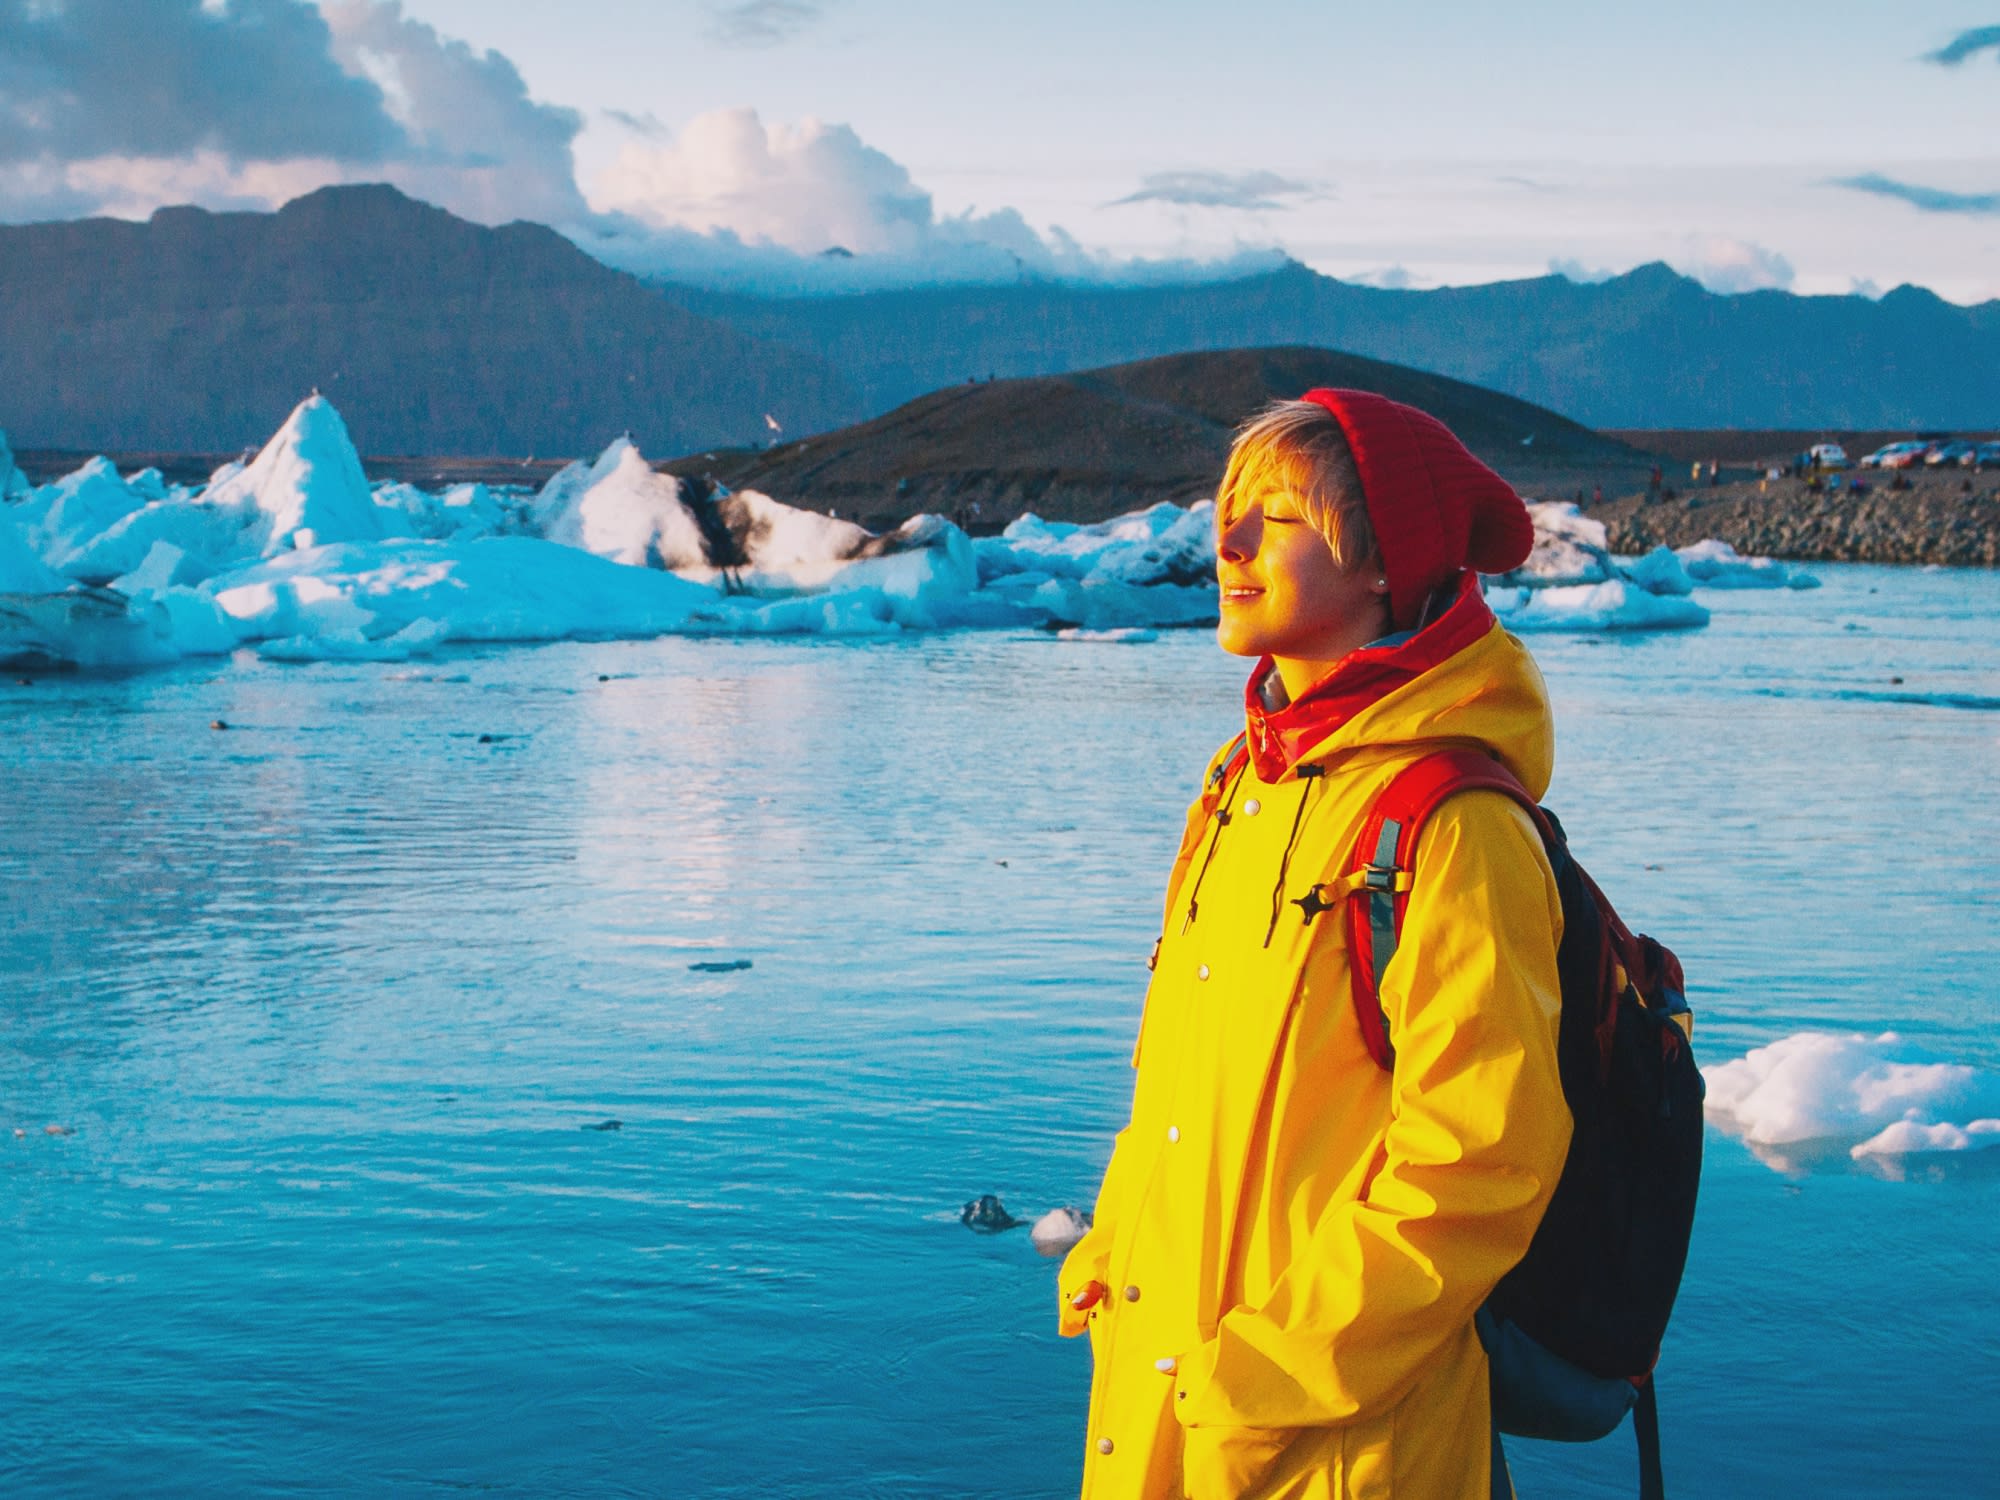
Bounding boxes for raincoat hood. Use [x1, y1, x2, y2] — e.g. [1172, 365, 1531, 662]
[1244, 574, 1555, 798]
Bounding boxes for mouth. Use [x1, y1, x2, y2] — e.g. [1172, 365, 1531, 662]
[1220, 585, 1264, 604]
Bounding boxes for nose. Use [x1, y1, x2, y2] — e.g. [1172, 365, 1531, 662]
[1217, 507, 1258, 564]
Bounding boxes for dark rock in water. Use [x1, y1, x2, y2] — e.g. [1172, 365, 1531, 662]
[582, 1119, 622, 1132]
[961, 1193, 1022, 1232]
[210, 719, 228, 731]
[689, 959, 752, 973]
[477, 732, 495, 743]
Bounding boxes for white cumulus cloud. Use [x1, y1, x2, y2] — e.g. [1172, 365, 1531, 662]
[1672, 235, 1795, 294]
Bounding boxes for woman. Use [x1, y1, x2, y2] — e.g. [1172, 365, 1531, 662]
[1059, 390, 1571, 1499]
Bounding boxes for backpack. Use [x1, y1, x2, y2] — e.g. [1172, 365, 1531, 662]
[1334, 748, 1704, 1500]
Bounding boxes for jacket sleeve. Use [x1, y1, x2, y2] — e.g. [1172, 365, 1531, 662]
[1172, 793, 1570, 1428]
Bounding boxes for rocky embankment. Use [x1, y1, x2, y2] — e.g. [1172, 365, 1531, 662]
[1591, 474, 2000, 566]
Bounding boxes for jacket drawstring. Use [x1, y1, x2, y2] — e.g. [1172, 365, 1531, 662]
[1181, 764, 1247, 934]
[1265, 764, 1325, 947]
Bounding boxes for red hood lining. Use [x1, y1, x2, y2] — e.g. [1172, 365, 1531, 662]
[1243, 571, 1494, 783]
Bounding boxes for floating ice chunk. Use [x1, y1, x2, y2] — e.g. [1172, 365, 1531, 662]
[1619, 545, 1696, 597]
[1489, 579, 1709, 632]
[691, 591, 903, 636]
[1030, 1207, 1093, 1256]
[1851, 1117, 2000, 1159]
[61, 498, 241, 586]
[535, 437, 708, 568]
[1054, 627, 1160, 643]
[1029, 577, 1217, 631]
[29, 457, 151, 574]
[110, 541, 208, 596]
[1494, 503, 1620, 590]
[991, 502, 1216, 588]
[1676, 539, 1820, 590]
[259, 617, 449, 662]
[0, 506, 68, 594]
[376, 481, 512, 543]
[211, 536, 711, 647]
[198, 395, 386, 557]
[1705, 1032, 2000, 1157]
[126, 467, 171, 503]
[0, 585, 178, 669]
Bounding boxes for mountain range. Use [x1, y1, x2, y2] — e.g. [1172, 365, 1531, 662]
[3, 184, 1996, 457]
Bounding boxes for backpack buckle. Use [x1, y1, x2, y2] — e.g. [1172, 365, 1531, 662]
[1361, 863, 1408, 894]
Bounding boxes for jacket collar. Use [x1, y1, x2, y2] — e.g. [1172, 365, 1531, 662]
[1243, 571, 1494, 783]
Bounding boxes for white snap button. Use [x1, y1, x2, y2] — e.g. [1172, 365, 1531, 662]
[1097, 1437, 1114, 1455]
[1196, 964, 1210, 980]
[1167, 1125, 1180, 1143]
[1243, 798, 1262, 816]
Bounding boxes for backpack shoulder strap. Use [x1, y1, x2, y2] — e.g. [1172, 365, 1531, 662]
[1344, 748, 1549, 1070]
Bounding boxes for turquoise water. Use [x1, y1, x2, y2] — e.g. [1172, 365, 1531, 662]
[3, 565, 1996, 1497]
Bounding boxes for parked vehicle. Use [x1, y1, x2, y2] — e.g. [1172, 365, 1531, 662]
[1860, 441, 1928, 468]
[1808, 443, 1849, 469]
[1925, 441, 1977, 468]
[1974, 442, 2000, 468]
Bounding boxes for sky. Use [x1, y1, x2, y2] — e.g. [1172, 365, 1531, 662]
[3, 1, 1999, 300]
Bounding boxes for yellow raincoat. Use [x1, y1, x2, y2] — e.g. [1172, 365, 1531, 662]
[1060, 612, 1570, 1500]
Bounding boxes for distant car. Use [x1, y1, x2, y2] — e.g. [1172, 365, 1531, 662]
[1974, 442, 2000, 468]
[1925, 441, 1977, 467]
[1808, 443, 1849, 469]
[1860, 441, 1927, 468]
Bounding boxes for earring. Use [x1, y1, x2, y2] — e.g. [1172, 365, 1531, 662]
[1375, 577, 1387, 588]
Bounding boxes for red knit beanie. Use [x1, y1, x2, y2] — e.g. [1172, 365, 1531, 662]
[1297, 388, 1535, 629]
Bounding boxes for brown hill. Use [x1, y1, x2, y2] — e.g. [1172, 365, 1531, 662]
[663, 346, 1656, 530]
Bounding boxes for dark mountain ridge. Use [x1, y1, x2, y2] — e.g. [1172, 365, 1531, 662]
[660, 260, 2000, 431]
[0, 184, 861, 455]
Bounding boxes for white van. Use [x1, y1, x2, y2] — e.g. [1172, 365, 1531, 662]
[1808, 443, 1849, 469]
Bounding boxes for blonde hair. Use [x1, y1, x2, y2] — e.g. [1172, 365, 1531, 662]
[1216, 399, 1378, 572]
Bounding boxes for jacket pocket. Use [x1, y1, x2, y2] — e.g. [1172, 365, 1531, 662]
[1180, 1424, 1296, 1500]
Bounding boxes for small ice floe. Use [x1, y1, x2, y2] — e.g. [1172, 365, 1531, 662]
[1053, 627, 1160, 643]
[43, 1124, 73, 1136]
[689, 959, 752, 973]
[960, 1194, 1023, 1232]
[1488, 580, 1709, 633]
[1030, 1206, 1094, 1257]
[1705, 1030, 2000, 1173]
[1675, 539, 1819, 590]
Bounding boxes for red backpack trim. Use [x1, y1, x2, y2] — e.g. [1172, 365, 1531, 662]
[1341, 749, 1551, 1069]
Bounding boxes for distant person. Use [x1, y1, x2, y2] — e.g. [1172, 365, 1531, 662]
[1593, 481, 1603, 505]
[1649, 463, 1663, 500]
[1708, 460, 1721, 488]
[1060, 391, 1569, 1498]
[1691, 460, 1702, 484]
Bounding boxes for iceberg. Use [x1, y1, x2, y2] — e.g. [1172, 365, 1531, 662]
[0, 505, 182, 669]
[21, 457, 151, 575]
[202, 394, 387, 557]
[1495, 503, 1621, 589]
[1676, 539, 1820, 590]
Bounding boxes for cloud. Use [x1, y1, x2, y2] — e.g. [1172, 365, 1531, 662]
[0, 0, 400, 166]
[1850, 277, 1884, 300]
[705, 0, 823, 48]
[1924, 25, 2000, 65]
[603, 108, 671, 141]
[1344, 265, 1421, 290]
[1672, 235, 1795, 294]
[1109, 170, 1321, 211]
[1549, 256, 1615, 284]
[1833, 172, 2000, 215]
[321, 1, 587, 225]
[0, 0, 584, 226]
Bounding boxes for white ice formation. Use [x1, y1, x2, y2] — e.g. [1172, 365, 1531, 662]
[1, 395, 1824, 671]
[1674, 539, 1820, 590]
[1705, 1031, 2000, 1165]
[1030, 1206, 1093, 1256]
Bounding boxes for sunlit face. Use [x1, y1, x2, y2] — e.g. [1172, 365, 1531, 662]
[1215, 485, 1389, 681]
